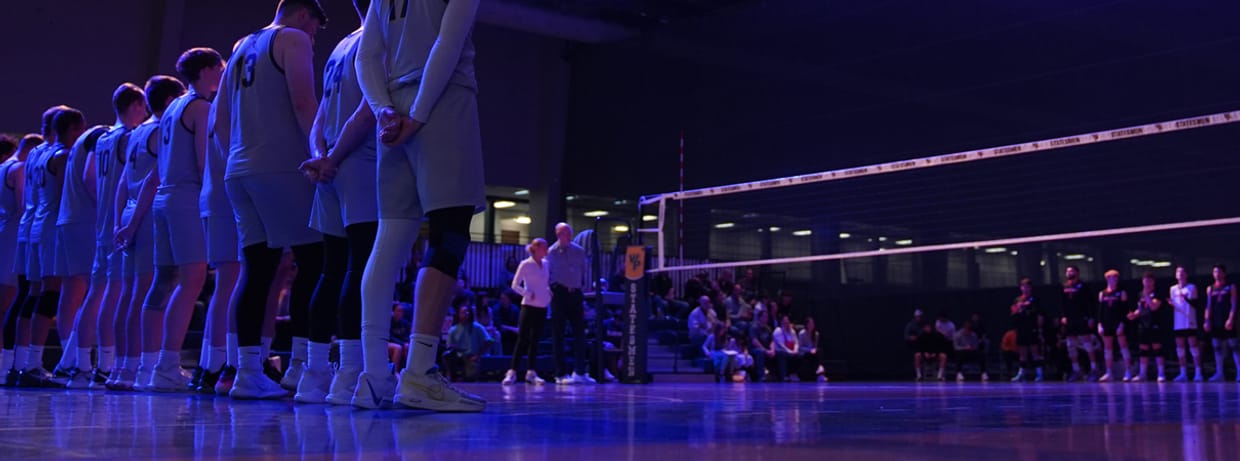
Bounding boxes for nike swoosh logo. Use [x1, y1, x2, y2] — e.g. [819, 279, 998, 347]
[365, 379, 382, 408]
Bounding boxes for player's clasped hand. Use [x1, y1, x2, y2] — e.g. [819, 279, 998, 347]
[377, 106, 423, 146]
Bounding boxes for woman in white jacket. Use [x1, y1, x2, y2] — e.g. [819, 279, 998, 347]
[503, 238, 551, 385]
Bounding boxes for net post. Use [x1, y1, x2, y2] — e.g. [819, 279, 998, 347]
[656, 196, 667, 270]
[621, 245, 651, 384]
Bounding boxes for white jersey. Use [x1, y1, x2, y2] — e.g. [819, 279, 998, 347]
[357, 0, 478, 121]
[1169, 283, 1198, 330]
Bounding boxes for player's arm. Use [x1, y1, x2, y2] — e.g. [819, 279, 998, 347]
[310, 98, 329, 159]
[408, 0, 481, 124]
[187, 99, 211, 174]
[356, 1, 395, 114]
[8, 163, 23, 202]
[84, 147, 98, 200]
[48, 147, 69, 176]
[212, 71, 233, 157]
[327, 100, 376, 165]
[277, 28, 319, 139]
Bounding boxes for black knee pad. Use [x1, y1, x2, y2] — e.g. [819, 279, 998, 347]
[19, 294, 39, 319]
[423, 207, 473, 277]
[143, 266, 178, 311]
[36, 291, 59, 318]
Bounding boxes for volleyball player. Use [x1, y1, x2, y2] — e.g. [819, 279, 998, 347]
[354, 0, 487, 411]
[1203, 264, 1238, 382]
[212, 0, 328, 399]
[0, 135, 35, 383]
[201, 101, 241, 395]
[1169, 266, 1202, 381]
[34, 107, 88, 385]
[1127, 271, 1167, 382]
[54, 123, 111, 387]
[12, 107, 60, 388]
[112, 76, 185, 390]
[1060, 266, 1098, 381]
[1009, 277, 1043, 382]
[96, 84, 149, 389]
[1096, 269, 1131, 382]
[147, 48, 225, 392]
[297, 0, 378, 405]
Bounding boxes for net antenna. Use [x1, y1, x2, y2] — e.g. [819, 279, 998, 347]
[637, 110, 1240, 272]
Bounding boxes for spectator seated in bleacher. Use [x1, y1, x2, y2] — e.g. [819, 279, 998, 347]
[688, 295, 719, 354]
[773, 315, 803, 382]
[388, 302, 412, 373]
[702, 324, 737, 383]
[952, 321, 989, 382]
[798, 317, 826, 383]
[445, 306, 495, 382]
[748, 309, 775, 382]
[915, 322, 950, 381]
[495, 291, 521, 355]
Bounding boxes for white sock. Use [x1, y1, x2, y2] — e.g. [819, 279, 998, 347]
[291, 337, 308, 364]
[308, 341, 330, 371]
[208, 346, 227, 372]
[406, 333, 439, 375]
[261, 336, 272, 359]
[1, 349, 14, 372]
[141, 351, 158, 371]
[1120, 349, 1132, 371]
[199, 338, 211, 369]
[339, 340, 362, 371]
[227, 333, 239, 366]
[14, 346, 28, 371]
[77, 347, 93, 371]
[361, 219, 418, 376]
[58, 332, 77, 369]
[99, 346, 116, 372]
[157, 350, 180, 369]
[238, 346, 264, 372]
[29, 345, 45, 370]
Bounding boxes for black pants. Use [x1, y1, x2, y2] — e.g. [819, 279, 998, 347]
[510, 305, 546, 373]
[551, 286, 586, 376]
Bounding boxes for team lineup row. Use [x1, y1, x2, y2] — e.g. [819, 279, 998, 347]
[1003, 265, 1239, 383]
[0, 0, 493, 412]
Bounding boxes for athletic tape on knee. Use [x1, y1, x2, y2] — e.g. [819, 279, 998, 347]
[36, 292, 59, 317]
[424, 231, 469, 277]
[143, 266, 178, 311]
[423, 207, 472, 276]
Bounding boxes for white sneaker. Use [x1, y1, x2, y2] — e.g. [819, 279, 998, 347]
[351, 372, 396, 410]
[149, 362, 190, 392]
[501, 369, 517, 386]
[1098, 373, 1112, 382]
[573, 372, 597, 385]
[133, 366, 154, 392]
[981, 373, 990, 382]
[394, 367, 486, 412]
[525, 370, 545, 385]
[326, 368, 361, 406]
[1122, 373, 1133, 382]
[280, 360, 306, 391]
[603, 369, 617, 383]
[293, 366, 333, 404]
[1157, 374, 1167, 383]
[556, 375, 576, 385]
[956, 372, 965, 382]
[107, 368, 137, 391]
[65, 368, 92, 389]
[230, 369, 289, 400]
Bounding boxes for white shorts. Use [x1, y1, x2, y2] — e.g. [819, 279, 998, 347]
[225, 172, 320, 249]
[377, 84, 485, 220]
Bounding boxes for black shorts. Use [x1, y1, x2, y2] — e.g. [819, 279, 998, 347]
[1100, 321, 1123, 337]
[1174, 329, 1199, 339]
[1015, 329, 1039, 347]
[1065, 318, 1091, 336]
[1138, 326, 1168, 346]
[1207, 323, 1236, 340]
